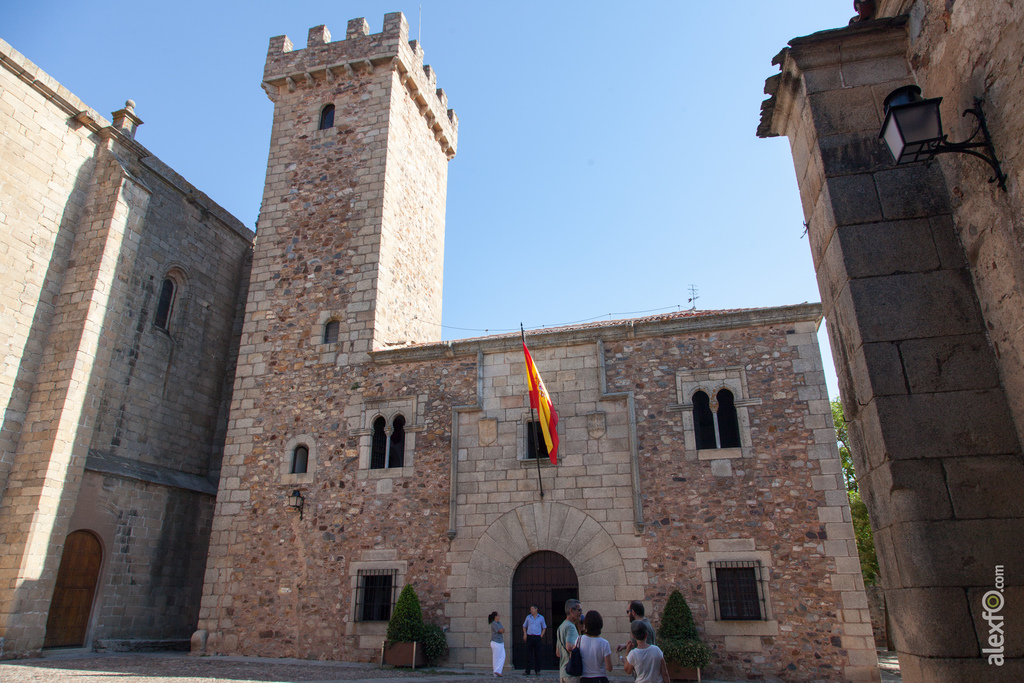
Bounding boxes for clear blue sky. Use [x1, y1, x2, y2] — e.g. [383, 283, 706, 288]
[2, 1, 857, 399]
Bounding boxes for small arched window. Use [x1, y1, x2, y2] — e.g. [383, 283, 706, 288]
[716, 389, 741, 448]
[154, 278, 176, 330]
[370, 417, 387, 469]
[389, 415, 405, 468]
[323, 320, 340, 344]
[693, 391, 717, 450]
[291, 445, 309, 474]
[319, 104, 335, 130]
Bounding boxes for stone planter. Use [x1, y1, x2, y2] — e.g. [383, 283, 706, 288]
[381, 640, 427, 668]
[666, 661, 702, 681]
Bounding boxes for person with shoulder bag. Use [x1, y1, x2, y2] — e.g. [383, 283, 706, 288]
[557, 599, 583, 682]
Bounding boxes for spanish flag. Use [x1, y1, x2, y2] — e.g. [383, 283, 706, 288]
[523, 341, 559, 465]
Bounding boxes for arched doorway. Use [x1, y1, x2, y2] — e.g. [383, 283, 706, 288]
[511, 551, 578, 672]
[44, 530, 102, 648]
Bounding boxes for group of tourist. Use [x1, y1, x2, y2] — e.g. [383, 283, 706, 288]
[487, 600, 669, 682]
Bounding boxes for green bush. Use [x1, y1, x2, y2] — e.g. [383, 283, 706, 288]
[657, 589, 710, 669]
[386, 584, 424, 643]
[418, 622, 449, 664]
[658, 589, 699, 641]
[660, 638, 712, 669]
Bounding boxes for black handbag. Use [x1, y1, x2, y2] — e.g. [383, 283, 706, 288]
[566, 635, 584, 676]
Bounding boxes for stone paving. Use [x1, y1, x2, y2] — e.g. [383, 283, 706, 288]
[0, 650, 903, 682]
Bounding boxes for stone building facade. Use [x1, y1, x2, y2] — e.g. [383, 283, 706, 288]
[0, 40, 253, 655]
[758, 1, 1023, 680]
[0, 10, 886, 682]
[190, 13, 879, 682]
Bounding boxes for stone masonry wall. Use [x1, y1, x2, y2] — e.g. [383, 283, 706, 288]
[0, 39, 253, 657]
[0, 39, 101, 497]
[606, 320, 875, 681]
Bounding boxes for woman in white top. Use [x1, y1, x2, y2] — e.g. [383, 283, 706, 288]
[624, 619, 670, 683]
[578, 610, 613, 683]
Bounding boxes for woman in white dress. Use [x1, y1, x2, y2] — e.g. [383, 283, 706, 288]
[578, 610, 613, 683]
[488, 611, 505, 676]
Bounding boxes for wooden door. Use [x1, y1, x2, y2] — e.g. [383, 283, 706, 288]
[44, 530, 102, 648]
[511, 551, 578, 671]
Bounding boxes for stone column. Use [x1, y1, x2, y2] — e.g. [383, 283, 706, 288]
[761, 17, 1023, 682]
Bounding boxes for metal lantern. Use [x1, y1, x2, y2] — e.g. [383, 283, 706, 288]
[288, 489, 304, 518]
[879, 85, 944, 164]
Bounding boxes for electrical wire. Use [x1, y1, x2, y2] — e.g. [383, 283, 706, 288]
[414, 304, 687, 336]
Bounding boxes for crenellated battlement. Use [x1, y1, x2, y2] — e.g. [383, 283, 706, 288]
[261, 12, 457, 157]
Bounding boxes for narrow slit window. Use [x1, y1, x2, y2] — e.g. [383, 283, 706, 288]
[319, 104, 335, 130]
[716, 389, 741, 448]
[154, 278, 176, 331]
[291, 445, 308, 474]
[370, 417, 387, 470]
[692, 391, 717, 450]
[388, 415, 405, 468]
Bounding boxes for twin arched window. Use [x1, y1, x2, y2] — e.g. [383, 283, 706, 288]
[319, 104, 335, 130]
[370, 414, 405, 469]
[693, 388, 741, 450]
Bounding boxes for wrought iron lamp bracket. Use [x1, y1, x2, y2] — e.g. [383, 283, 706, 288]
[930, 98, 1007, 190]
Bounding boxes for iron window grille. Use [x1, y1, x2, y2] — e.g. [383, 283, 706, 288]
[356, 569, 398, 622]
[710, 561, 766, 621]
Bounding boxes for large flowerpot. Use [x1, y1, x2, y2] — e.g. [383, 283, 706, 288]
[382, 640, 427, 668]
[666, 660, 701, 681]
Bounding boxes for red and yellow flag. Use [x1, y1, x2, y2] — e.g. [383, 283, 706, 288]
[523, 341, 559, 465]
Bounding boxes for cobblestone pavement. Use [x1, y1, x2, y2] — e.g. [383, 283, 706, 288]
[0, 650, 902, 682]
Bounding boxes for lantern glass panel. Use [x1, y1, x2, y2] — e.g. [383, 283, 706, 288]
[881, 112, 905, 163]
[893, 100, 942, 146]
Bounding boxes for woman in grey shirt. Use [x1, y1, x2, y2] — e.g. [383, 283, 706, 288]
[488, 611, 505, 676]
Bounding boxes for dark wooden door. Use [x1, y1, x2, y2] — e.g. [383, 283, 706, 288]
[511, 551, 578, 671]
[44, 530, 102, 648]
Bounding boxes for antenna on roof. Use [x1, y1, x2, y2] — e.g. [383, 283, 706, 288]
[687, 285, 700, 310]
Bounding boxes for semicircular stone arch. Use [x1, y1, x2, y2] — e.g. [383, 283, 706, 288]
[451, 501, 645, 668]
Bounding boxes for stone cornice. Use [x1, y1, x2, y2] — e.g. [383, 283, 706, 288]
[757, 16, 909, 139]
[370, 303, 822, 365]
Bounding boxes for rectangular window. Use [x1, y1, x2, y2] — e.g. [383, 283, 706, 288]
[526, 420, 548, 460]
[356, 569, 397, 622]
[711, 561, 764, 621]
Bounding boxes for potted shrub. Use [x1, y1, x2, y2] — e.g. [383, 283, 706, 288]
[657, 590, 711, 681]
[383, 584, 427, 668]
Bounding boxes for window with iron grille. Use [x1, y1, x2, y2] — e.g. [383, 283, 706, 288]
[710, 561, 765, 620]
[356, 569, 398, 622]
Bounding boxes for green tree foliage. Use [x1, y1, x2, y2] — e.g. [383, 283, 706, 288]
[831, 399, 857, 493]
[831, 398, 879, 586]
[418, 622, 449, 663]
[657, 589, 711, 668]
[386, 584, 424, 643]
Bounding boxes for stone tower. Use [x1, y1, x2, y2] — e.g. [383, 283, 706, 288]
[195, 13, 458, 656]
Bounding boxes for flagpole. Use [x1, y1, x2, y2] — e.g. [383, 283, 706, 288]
[521, 324, 544, 499]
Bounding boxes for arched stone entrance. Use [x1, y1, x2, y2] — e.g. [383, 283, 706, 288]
[44, 529, 102, 648]
[511, 550, 578, 671]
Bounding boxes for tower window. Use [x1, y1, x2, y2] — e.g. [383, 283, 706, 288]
[710, 561, 765, 621]
[370, 417, 387, 469]
[154, 278, 176, 331]
[693, 389, 742, 450]
[323, 320, 340, 344]
[692, 391, 717, 450]
[291, 445, 309, 474]
[389, 415, 405, 468]
[319, 104, 335, 130]
[370, 414, 407, 469]
[716, 389, 741, 448]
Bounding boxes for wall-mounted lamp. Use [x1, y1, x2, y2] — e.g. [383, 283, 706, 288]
[879, 85, 1007, 190]
[287, 489, 304, 519]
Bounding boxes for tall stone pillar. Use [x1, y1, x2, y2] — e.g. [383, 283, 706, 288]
[760, 16, 1023, 682]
